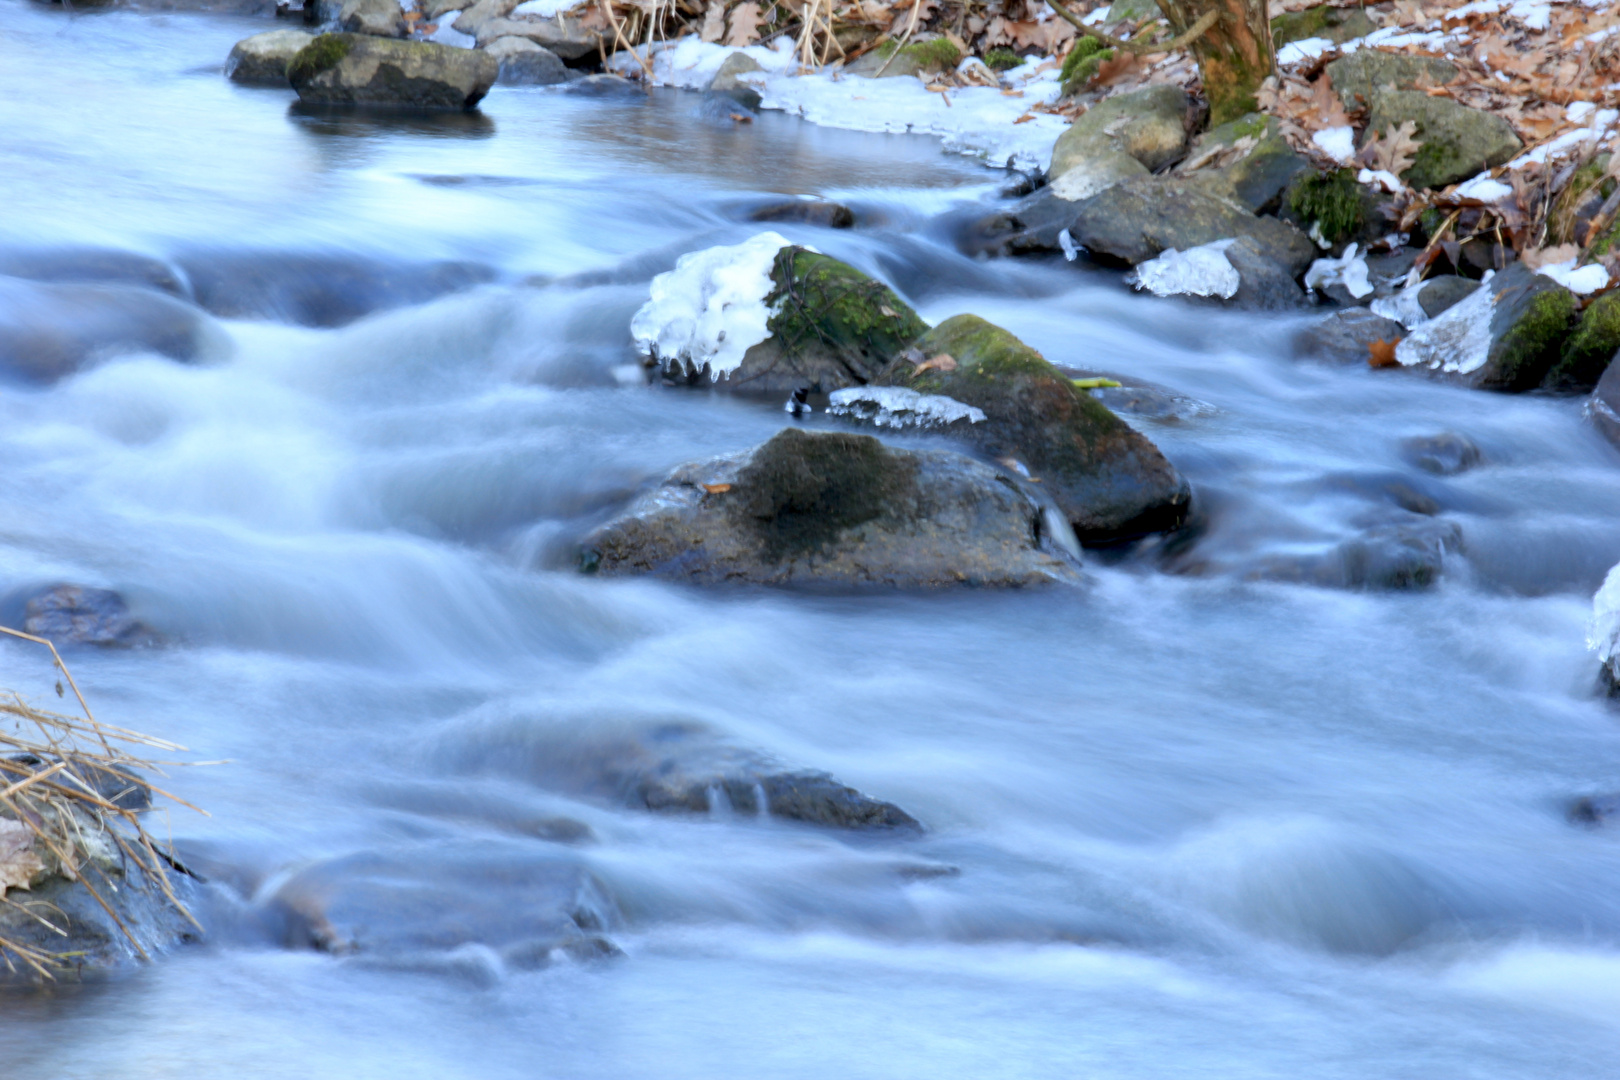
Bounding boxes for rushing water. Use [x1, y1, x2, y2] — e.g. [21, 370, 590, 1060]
[5, 3, 1620, 1076]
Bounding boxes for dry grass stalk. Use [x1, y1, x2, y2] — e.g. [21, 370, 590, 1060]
[0, 625, 203, 980]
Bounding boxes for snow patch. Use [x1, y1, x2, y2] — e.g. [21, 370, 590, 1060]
[1304, 243, 1373, 299]
[513, 0, 584, 13]
[1278, 37, 1333, 65]
[1313, 125, 1356, 164]
[1535, 259, 1612, 294]
[629, 232, 795, 380]
[1455, 173, 1514, 202]
[827, 386, 987, 428]
[1126, 240, 1241, 299]
[1358, 167, 1404, 193]
[1395, 282, 1496, 374]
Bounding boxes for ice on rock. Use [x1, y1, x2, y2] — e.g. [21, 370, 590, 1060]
[1371, 280, 1431, 329]
[1127, 240, 1241, 299]
[1535, 259, 1611, 295]
[513, 0, 584, 13]
[826, 386, 986, 428]
[1590, 562, 1620, 672]
[1304, 243, 1374, 299]
[1395, 281, 1495, 374]
[630, 232, 796, 380]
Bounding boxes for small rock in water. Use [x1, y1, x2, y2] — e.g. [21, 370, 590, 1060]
[1570, 793, 1620, 825]
[1399, 433, 1482, 476]
[483, 37, 567, 84]
[1292, 307, 1405, 365]
[287, 33, 498, 109]
[705, 50, 763, 112]
[562, 74, 643, 96]
[748, 200, 856, 229]
[22, 585, 162, 648]
[1394, 263, 1576, 391]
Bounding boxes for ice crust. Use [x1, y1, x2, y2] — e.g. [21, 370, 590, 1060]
[1396, 281, 1495, 374]
[629, 232, 794, 380]
[1590, 562, 1620, 667]
[1127, 240, 1241, 299]
[1304, 243, 1373, 299]
[826, 386, 987, 428]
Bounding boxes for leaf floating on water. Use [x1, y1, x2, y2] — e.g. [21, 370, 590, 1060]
[1368, 338, 1403, 368]
[0, 819, 43, 898]
[912, 353, 958, 374]
[702, 483, 733, 494]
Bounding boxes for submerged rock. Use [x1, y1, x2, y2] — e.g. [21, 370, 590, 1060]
[582, 428, 1083, 587]
[22, 585, 162, 648]
[287, 33, 498, 110]
[747, 200, 856, 228]
[1395, 263, 1576, 391]
[869, 314, 1191, 542]
[226, 28, 315, 84]
[1246, 518, 1463, 590]
[1570, 792, 1620, 824]
[0, 247, 186, 296]
[1399, 432, 1483, 476]
[0, 277, 218, 383]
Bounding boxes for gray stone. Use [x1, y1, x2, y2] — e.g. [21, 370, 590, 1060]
[289, 34, 497, 109]
[1271, 4, 1375, 47]
[226, 28, 315, 83]
[1396, 263, 1576, 391]
[1106, 0, 1160, 21]
[0, 277, 219, 383]
[0, 247, 185, 296]
[562, 74, 642, 96]
[1325, 49, 1458, 110]
[484, 36, 567, 84]
[1292, 307, 1405, 364]
[22, 585, 161, 648]
[1222, 235, 1308, 309]
[1418, 274, 1480, 319]
[1590, 359, 1620, 450]
[1364, 91, 1522, 190]
[449, 0, 518, 35]
[419, 0, 463, 17]
[1184, 113, 1308, 214]
[337, 0, 405, 36]
[1253, 518, 1463, 589]
[747, 200, 855, 228]
[707, 49, 763, 110]
[1048, 85, 1194, 202]
[869, 314, 1191, 541]
[473, 15, 603, 59]
[582, 428, 1084, 588]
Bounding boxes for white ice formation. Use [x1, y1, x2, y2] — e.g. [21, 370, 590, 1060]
[826, 386, 986, 428]
[629, 232, 796, 380]
[1304, 243, 1374, 300]
[1127, 240, 1241, 299]
[1395, 282, 1495, 374]
[1589, 562, 1620, 675]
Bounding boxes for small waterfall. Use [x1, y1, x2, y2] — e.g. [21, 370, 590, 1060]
[753, 782, 770, 822]
[706, 783, 733, 819]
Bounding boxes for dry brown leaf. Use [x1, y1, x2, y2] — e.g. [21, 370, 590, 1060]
[913, 353, 958, 374]
[1521, 243, 1581, 269]
[1091, 52, 1140, 89]
[1361, 119, 1423, 176]
[725, 1, 764, 46]
[702, 483, 733, 494]
[700, 0, 726, 42]
[1308, 71, 1353, 129]
[0, 819, 43, 897]
[1368, 338, 1403, 368]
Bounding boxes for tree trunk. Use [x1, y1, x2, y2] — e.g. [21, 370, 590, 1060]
[1155, 0, 1274, 127]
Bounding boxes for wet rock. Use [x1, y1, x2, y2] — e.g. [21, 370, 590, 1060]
[1271, 4, 1375, 46]
[1292, 307, 1404, 364]
[1395, 263, 1576, 391]
[747, 200, 856, 228]
[1418, 274, 1480, 319]
[1546, 288, 1620, 392]
[870, 314, 1190, 542]
[1086, 382, 1212, 423]
[1253, 518, 1463, 589]
[267, 842, 617, 974]
[288, 33, 498, 110]
[485, 36, 567, 85]
[1325, 50, 1458, 111]
[0, 277, 217, 383]
[1590, 359, 1620, 449]
[226, 28, 315, 83]
[1571, 792, 1620, 824]
[176, 251, 494, 327]
[1186, 114, 1308, 214]
[582, 428, 1083, 587]
[473, 15, 603, 60]
[1047, 85, 1193, 201]
[449, 0, 518, 35]
[1221, 235, 1308, 309]
[1399, 432, 1482, 476]
[1364, 92, 1522, 191]
[1065, 175, 1318, 272]
[337, 0, 405, 35]
[480, 719, 922, 830]
[0, 247, 185, 296]
[22, 585, 161, 648]
[706, 50, 763, 112]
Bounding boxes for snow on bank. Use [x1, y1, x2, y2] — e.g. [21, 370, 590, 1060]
[630, 231, 794, 379]
[827, 386, 985, 428]
[617, 37, 1070, 171]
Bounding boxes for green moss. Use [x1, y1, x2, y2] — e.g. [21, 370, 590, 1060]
[765, 249, 927, 376]
[905, 314, 1064, 391]
[1060, 42, 1115, 95]
[898, 37, 962, 71]
[1546, 290, 1620, 391]
[1270, 5, 1375, 47]
[287, 33, 353, 84]
[1495, 288, 1578, 391]
[983, 48, 1024, 71]
[734, 428, 917, 562]
[1289, 168, 1364, 246]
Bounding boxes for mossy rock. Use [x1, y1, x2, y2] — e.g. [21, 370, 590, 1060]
[1324, 51, 1458, 111]
[1105, 0, 1160, 22]
[1399, 264, 1576, 391]
[1271, 4, 1375, 47]
[1494, 281, 1577, 391]
[983, 48, 1024, 71]
[287, 33, 353, 84]
[1546, 289, 1620, 392]
[851, 36, 961, 77]
[288, 32, 498, 110]
[1191, 114, 1308, 214]
[1289, 168, 1363, 245]
[1365, 91, 1522, 190]
[870, 314, 1189, 541]
[712, 248, 928, 394]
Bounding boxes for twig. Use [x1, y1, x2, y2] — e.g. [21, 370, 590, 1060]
[1044, 0, 1220, 56]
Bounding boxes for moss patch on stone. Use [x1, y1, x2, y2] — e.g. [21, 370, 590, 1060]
[898, 37, 962, 71]
[1546, 290, 1620, 391]
[1494, 287, 1578, 391]
[1289, 168, 1363, 246]
[287, 33, 353, 84]
[734, 428, 917, 562]
[983, 48, 1024, 71]
[1270, 4, 1375, 46]
[765, 248, 927, 380]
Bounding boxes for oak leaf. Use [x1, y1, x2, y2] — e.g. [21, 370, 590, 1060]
[1361, 120, 1423, 176]
[0, 819, 43, 897]
[702, 483, 732, 494]
[913, 353, 957, 374]
[725, 1, 764, 46]
[1368, 338, 1402, 368]
[700, 0, 726, 41]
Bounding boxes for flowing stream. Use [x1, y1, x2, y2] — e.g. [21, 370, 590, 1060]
[5, 4, 1620, 1076]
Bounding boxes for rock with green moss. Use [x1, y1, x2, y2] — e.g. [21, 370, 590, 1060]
[1048, 85, 1193, 201]
[1271, 4, 1375, 47]
[1324, 50, 1457, 110]
[226, 28, 315, 84]
[288, 33, 498, 109]
[1546, 289, 1620, 391]
[581, 428, 1083, 587]
[1364, 91, 1521, 190]
[846, 36, 962, 78]
[1186, 114, 1307, 214]
[867, 314, 1190, 541]
[685, 247, 926, 394]
[1288, 168, 1363, 245]
[1395, 263, 1576, 391]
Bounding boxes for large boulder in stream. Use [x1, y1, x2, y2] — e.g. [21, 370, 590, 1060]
[1046, 85, 1195, 202]
[226, 28, 315, 84]
[864, 315, 1191, 542]
[287, 33, 498, 110]
[581, 428, 1083, 588]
